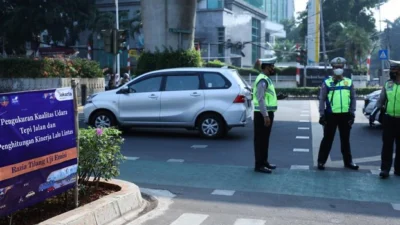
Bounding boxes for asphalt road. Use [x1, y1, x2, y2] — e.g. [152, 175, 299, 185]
[80, 100, 399, 225]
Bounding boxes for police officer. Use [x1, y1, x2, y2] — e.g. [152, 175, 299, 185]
[373, 60, 400, 179]
[317, 57, 359, 170]
[253, 58, 278, 174]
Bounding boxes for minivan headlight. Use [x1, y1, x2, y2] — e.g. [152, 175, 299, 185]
[86, 94, 97, 103]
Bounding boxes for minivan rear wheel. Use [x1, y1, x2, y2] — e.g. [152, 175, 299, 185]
[91, 110, 116, 128]
[197, 113, 226, 139]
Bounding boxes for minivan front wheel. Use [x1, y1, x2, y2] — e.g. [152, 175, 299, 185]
[91, 110, 116, 128]
[197, 113, 226, 139]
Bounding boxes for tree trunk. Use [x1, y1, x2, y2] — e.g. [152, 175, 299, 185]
[141, 0, 197, 52]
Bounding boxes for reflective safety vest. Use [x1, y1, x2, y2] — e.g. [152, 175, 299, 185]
[385, 80, 400, 117]
[252, 73, 277, 112]
[324, 77, 352, 113]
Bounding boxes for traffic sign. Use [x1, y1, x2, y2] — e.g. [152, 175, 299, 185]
[379, 50, 388, 60]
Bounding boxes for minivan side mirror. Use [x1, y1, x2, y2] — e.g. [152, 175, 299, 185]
[117, 87, 131, 94]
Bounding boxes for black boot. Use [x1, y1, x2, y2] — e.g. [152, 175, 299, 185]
[265, 163, 277, 170]
[254, 167, 272, 174]
[380, 170, 390, 179]
[345, 162, 359, 170]
[317, 163, 325, 170]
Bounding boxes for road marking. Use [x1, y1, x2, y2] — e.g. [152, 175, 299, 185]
[301, 110, 309, 113]
[291, 165, 310, 170]
[370, 170, 394, 175]
[234, 218, 266, 225]
[170, 213, 208, 225]
[293, 148, 310, 152]
[191, 145, 208, 149]
[211, 189, 235, 196]
[296, 136, 310, 139]
[392, 203, 400, 211]
[299, 120, 310, 122]
[334, 154, 396, 165]
[167, 159, 184, 163]
[124, 156, 140, 161]
[300, 114, 310, 117]
[298, 127, 310, 130]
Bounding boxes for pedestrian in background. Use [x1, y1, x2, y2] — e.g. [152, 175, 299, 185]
[252, 58, 278, 174]
[374, 60, 400, 179]
[317, 57, 359, 171]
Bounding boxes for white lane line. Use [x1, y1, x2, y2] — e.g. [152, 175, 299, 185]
[124, 156, 139, 161]
[191, 145, 208, 149]
[300, 114, 310, 117]
[298, 127, 310, 130]
[211, 189, 235, 196]
[299, 120, 310, 122]
[392, 203, 400, 211]
[234, 218, 266, 225]
[296, 136, 310, 139]
[167, 159, 184, 163]
[301, 110, 310, 113]
[290, 165, 310, 170]
[170, 213, 209, 225]
[370, 170, 394, 175]
[293, 148, 310, 152]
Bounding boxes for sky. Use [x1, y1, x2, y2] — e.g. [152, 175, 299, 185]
[294, 0, 399, 29]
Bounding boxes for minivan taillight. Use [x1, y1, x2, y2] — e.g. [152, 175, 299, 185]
[233, 95, 246, 103]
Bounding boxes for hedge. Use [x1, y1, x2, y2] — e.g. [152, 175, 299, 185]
[276, 87, 381, 97]
[0, 58, 103, 78]
[136, 48, 202, 75]
[203, 60, 298, 76]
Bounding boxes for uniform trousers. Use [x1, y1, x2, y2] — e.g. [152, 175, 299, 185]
[381, 114, 400, 172]
[318, 113, 353, 165]
[254, 111, 274, 168]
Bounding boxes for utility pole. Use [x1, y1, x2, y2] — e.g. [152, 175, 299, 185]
[379, 0, 384, 79]
[320, 0, 328, 75]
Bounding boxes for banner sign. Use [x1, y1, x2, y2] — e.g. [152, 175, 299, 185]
[0, 88, 77, 217]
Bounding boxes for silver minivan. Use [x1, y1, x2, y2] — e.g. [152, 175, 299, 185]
[84, 67, 253, 138]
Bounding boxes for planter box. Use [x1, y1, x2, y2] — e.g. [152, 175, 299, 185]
[0, 78, 105, 105]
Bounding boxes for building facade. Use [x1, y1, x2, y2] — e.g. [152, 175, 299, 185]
[196, 0, 285, 67]
[87, 0, 286, 68]
[266, 0, 295, 23]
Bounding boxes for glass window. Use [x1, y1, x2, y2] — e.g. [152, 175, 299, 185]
[207, 0, 224, 9]
[251, 18, 261, 64]
[165, 75, 200, 91]
[129, 76, 162, 93]
[218, 27, 225, 62]
[203, 73, 230, 89]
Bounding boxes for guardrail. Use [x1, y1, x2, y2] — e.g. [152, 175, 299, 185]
[241, 75, 296, 85]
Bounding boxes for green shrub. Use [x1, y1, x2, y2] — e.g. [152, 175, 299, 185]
[0, 58, 103, 78]
[78, 127, 125, 187]
[279, 67, 297, 75]
[136, 48, 202, 75]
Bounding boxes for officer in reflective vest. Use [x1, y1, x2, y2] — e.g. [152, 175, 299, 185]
[375, 60, 400, 179]
[317, 57, 359, 171]
[252, 58, 278, 174]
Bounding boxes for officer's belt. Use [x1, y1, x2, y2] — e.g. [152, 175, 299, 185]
[254, 106, 277, 111]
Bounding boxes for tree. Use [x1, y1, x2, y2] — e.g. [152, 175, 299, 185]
[273, 40, 297, 62]
[141, 0, 197, 52]
[297, 0, 387, 67]
[0, 0, 97, 53]
[280, 19, 301, 43]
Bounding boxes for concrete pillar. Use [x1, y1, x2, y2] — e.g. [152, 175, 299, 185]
[141, 0, 197, 52]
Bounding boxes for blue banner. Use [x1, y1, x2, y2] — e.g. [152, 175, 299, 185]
[0, 88, 77, 217]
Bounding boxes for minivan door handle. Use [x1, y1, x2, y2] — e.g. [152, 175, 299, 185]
[190, 92, 200, 97]
[148, 94, 158, 99]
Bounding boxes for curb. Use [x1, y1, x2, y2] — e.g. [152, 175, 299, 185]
[38, 179, 145, 225]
